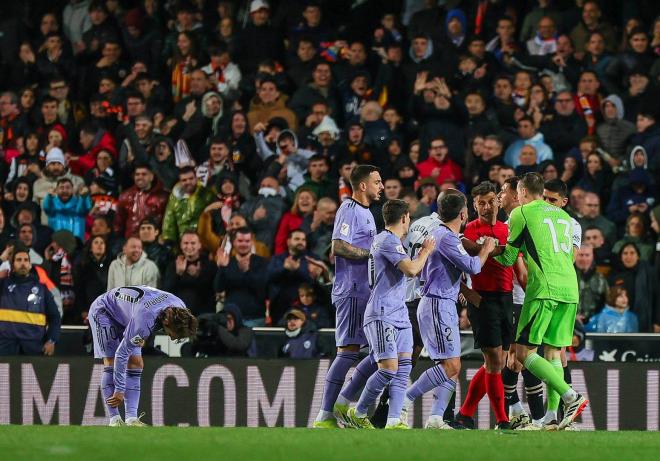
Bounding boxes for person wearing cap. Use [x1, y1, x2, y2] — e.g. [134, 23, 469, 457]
[235, 0, 284, 76]
[278, 308, 319, 359]
[33, 147, 85, 226]
[0, 244, 61, 356]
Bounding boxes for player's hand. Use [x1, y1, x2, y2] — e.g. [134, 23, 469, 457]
[421, 236, 436, 253]
[482, 237, 497, 253]
[106, 391, 124, 408]
[42, 341, 55, 356]
[458, 293, 468, 308]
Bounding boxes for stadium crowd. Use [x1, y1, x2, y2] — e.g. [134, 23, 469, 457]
[0, 0, 658, 357]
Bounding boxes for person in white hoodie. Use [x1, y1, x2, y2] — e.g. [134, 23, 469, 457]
[107, 237, 160, 289]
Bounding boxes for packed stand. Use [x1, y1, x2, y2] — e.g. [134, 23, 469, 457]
[0, 0, 658, 357]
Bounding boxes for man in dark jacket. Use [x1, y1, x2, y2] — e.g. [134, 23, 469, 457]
[540, 91, 588, 160]
[235, 1, 284, 76]
[188, 303, 254, 357]
[163, 231, 216, 316]
[0, 245, 60, 355]
[279, 309, 319, 359]
[215, 227, 268, 327]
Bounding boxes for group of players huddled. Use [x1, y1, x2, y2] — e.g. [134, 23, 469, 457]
[313, 165, 589, 431]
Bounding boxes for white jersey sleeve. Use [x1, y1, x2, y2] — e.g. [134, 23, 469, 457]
[403, 213, 442, 302]
[571, 217, 582, 249]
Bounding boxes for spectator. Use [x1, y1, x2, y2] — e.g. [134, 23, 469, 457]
[576, 152, 613, 205]
[514, 145, 538, 176]
[163, 231, 216, 316]
[189, 303, 253, 357]
[239, 176, 286, 250]
[606, 167, 656, 226]
[608, 243, 658, 333]
[301, 155, 335, 200]
[586, 286, 639, 333]
[570, 0, 617, 54]
[290, 61, 341, 124]
[248, 77, 297, 133]
[278, 309, 319, 359]
[612, 213, 656, 262]
[235, 0, 284, 76]
[575, 244, 609, 324]
[578, 192, 617, 244]
[526, 16, 559, 56]
[33, 148, 85, 224]
[540, 91, 588, 160]
[566, 322, 595, 361]
[416, 136, 463, 186]
[73, 235, 110, 321]
[504, 116, 553, 167]
[162, 166, 215, 244]
[138, 217, 171, 268]
[215, 227, 268, 327]
[300, 197, 337, 263]
[583, 226, 612, 267]
[106, 236, 160, 289]
[293, 283, 331, 328]
[0, 245, 60, 355]
[42, 178, 92, 241]
[274, 187, 317, 255]
[596, 95, 636, 164]
[629, 110, 660, 171]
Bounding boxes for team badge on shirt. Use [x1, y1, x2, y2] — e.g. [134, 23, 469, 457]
[340, 223, 350, 236]
[130, 335, 145, 346]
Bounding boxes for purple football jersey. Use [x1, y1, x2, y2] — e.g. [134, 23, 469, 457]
[90, 286, 186, 392]
[420, 225, 482, 301]
[364, 231, 409, 328]
[331, 198, 376, 301]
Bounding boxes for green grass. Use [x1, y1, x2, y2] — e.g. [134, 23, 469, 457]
[1, 427, 658, 461]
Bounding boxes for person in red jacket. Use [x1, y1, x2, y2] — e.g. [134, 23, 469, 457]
[416, 136, 463, 186]
[69, 123, 117, 175]
[456, 180, 514, 430]
[273, 186, 317, 254]
[114, 163, 169, 238]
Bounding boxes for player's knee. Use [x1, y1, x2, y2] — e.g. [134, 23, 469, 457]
[338, 344, 360, 353]
[102, 358, 114, 366]
[441, 358, 461, 379]
[128, 355, 144, 369]
[379, 358, 398, 373]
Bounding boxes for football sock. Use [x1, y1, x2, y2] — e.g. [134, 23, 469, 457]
[101, 366, 120, 418]
[558, 366, 573, 420]
[501, 367, 520, 414]
[431, 380, 456, 417]
[443, 392, 456, 421]
[546, 359, 563, 412]
[338, 355, 377, 402]
[355, 368, 396, 417]
[319, 352, 359, 414]
[124, 368, 142, 419]
[387, 358, 412, 420]
[523, 353, 569, 397]
[459, 366, 486, 417]
[485, 371, 508, 423]
[405, 363, 450, 403]
[522, 369, 545, 420]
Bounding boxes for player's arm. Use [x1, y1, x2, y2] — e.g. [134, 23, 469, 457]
[572, 219, 582, 262]
[332, 239, 369, 260]
[494, 208, 525, 267]
[112, 316, 148, 394]
[398, 236, 436, 277]
[513, 254, 528, 290]
[442, 235, 495, 275]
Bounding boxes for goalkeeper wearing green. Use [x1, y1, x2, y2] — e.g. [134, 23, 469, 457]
[494, 173, 588, 430]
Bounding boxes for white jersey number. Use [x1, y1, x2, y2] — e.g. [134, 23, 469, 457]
[543, 218, 572, 254]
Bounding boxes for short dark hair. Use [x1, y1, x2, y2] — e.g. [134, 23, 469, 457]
[518, 115, 534, 126]
[503, 176, 520, 191]
[308, 154, 327, 165]
[178, 165, 196, 176]
[382, 199, 409, 226]
[519, 172, 544, 196]
[544, 179, 568, 198]
[209, 136, 229, 148]
[439, 192, 467, 222]
[56, 178, 73, 187]
[436, 188, 463, 209]
[288, 228, 306, 239]
[471, 181, 497, 198]
[41, 95, 58, 106]
[349, 164, 379, 190]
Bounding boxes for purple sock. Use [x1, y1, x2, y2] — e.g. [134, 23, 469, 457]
[339, 355, 377, 401]
[406, 364, 449, 402]
[356, 368, 396, 415]
[388, 358, 412, 420]
[431, 380, 457, 417]
[102, 366, 120, 418]
[124, 369, 142, 419]
[321, 352, 359, 412]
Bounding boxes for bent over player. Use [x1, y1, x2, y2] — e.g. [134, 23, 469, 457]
[494, 173, 588, 430]
[89, 286, 198, 426]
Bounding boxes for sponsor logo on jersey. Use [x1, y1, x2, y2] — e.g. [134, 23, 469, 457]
[340, 223, 350, 236]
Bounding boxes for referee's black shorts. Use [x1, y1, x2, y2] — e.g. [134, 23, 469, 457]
[467, 291, 514, 349]
[406, 299, 424, 349]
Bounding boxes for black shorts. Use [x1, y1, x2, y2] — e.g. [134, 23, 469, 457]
[406, 299, 424, 349]
[467, 292, 514, 349]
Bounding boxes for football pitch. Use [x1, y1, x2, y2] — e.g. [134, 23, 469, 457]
[1, 427, 659, 461]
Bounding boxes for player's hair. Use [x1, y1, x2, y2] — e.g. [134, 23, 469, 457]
[436, 187, 463, 209]
[349, 164, 379, 190]
[519, 172, 544, 196]
[471, 181, 497, 198]
[159, 307, 198, 339]
[503, 176, 520, 192]
[382, 199, 409, 226]
[544, 179, 569, 198]
[438, 192, 467, 222]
